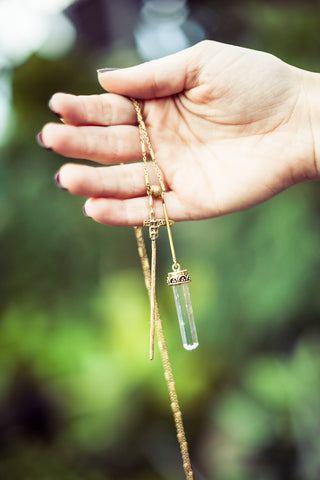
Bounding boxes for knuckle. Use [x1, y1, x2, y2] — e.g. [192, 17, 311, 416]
[83, 129, 96, 157]
[100, 94, 113, 124]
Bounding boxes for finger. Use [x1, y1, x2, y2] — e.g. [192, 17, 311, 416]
[97, 42, 204, 98]
[41, 123, 141, 163]
[49, 92, 137, 126]
[83, 192, 188, 226]
[58, 162, 161, 199]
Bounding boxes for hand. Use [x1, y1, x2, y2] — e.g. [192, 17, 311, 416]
[40, 40, 318, 226]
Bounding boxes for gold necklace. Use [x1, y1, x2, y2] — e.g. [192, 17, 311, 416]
[131, 98, 199, 359]
[131, 97, 198, 480]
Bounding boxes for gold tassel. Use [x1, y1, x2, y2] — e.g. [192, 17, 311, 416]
[149, 238, 156, 360]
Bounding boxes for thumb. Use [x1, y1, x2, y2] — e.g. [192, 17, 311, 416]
[97, 43, 201, 99]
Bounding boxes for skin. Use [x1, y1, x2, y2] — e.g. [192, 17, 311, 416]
[40, 40, 320, 226]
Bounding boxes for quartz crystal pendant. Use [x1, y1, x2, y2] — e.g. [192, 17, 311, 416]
[167, 269, 199, 351]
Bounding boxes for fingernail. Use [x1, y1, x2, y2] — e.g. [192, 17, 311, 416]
[48, 100, 62, 120]
[82, 205, 92, 219]
[55, 173, 68, 191]
[97, 68, 120, 73]
[37, 131, 52, 150]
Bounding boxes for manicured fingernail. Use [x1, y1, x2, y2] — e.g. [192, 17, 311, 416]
[82, 205, 92, 219]
[37, 131, 52, 150]
[48, 100, 62, 119]
[55, 173, 68, 191]
[97, 68, 120, 73]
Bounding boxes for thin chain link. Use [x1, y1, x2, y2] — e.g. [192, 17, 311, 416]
[131, 98, 165, 191]
[131, 97, 178, 266]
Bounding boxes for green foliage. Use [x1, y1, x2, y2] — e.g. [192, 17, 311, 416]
[240, 2, 320, 70]
[2, 2, 320, 479]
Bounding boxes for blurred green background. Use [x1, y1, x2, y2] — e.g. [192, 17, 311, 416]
[1, 0, 320, 479]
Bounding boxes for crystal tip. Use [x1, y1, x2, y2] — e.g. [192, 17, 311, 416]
[183, 342, 199, 351]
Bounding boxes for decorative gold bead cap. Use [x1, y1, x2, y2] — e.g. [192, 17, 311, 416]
[167, 269, 191, 286]
[150, 185, 162, 197]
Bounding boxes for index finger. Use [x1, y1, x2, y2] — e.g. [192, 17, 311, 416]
[49, 92, 138, 127]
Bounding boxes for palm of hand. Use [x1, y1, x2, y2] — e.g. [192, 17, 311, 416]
[144, 47, 307, 219]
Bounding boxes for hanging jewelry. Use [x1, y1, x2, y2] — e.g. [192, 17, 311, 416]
[131, 97, 199, 480]
[131, 98, 199, 354]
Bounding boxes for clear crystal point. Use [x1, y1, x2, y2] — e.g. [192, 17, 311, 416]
[172, 283, 199, 351]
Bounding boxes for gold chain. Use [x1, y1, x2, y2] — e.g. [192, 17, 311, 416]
[131, 98, 194, 480]
[131, 98, 165, 191]
[131, 98, 179, 270]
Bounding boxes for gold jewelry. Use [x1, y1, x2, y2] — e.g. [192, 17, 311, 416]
[131, 98, 198, 480]
[131, 97, 199, 357]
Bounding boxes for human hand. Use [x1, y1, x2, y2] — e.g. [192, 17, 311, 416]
[40, 40, 319, 225]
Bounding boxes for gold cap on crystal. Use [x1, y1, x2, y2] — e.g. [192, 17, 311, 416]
[167, 269, 191, 286]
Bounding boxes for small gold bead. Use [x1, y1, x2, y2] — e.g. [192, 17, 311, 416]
[150, 185, 161, 197]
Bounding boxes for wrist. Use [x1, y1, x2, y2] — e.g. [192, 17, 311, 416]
[301, 69, 320, 182]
